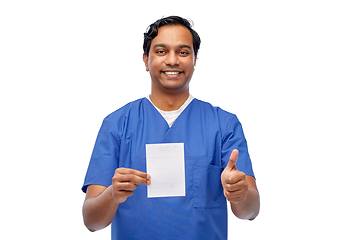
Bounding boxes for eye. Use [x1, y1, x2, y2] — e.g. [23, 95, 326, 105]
[179, 51, 189, 56]
[155, 49, 167, 55]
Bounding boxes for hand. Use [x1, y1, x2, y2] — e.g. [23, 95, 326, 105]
[111, 168, 151, 204]
[221, 149, 249, 203]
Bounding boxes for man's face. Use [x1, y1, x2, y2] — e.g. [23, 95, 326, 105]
[143, 25, 197, 94]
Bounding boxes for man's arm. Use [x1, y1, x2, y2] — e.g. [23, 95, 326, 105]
[83, 185, 119, 232]
[230, 175, 260, 220]
[82, 168, 151, 232]
[221, 150, 260, 220]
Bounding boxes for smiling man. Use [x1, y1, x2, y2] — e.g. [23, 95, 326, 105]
[82, 16, 260, 240]
[143, 20, 198, 111]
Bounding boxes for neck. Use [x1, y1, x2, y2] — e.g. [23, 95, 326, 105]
[149, 88, 190, 111]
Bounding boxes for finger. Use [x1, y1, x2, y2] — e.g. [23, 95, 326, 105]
[117, 168, 151, 179]
[225, 149, 239, 170]
[225, 180, 248, 193]
[115, 168, 151, 185]
[116, 182, 138, 191]
[226, 193, 247, 203]
[118, 174, 150, 185]
[112, 189, 134, 202]
[120, 190, 134, 198]
[224, 187, 248, 201]
[227, 171, 246, 184]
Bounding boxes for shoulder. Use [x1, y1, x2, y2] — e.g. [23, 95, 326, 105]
[105, 98, 147, 122]
[193, 98, 242, 136]
[193, 98, 237, 121]
[99, 98, 147, 135]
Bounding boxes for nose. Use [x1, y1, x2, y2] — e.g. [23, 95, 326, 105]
[164, 51, 179, 66]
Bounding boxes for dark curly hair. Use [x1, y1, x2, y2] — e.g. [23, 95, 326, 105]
[143, 16, 201, 57]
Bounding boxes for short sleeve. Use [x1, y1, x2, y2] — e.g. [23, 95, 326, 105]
[221, 115, 254, 178]
[82, 116, 120, 193]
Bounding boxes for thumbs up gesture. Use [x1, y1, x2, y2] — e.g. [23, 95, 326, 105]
[221, 149, 249, 203]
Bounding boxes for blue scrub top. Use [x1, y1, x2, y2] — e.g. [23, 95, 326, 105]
[82, 98, 254, 240]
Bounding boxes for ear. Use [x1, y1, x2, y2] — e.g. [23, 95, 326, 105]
[143, 53, 149, 72]
[194, 55, 197, 66]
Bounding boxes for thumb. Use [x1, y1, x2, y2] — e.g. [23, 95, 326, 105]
[225, 149, 239, 170]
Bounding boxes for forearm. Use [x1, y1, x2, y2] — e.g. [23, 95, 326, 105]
[82, 186, 119, 232]
[230, 187, 260, 220]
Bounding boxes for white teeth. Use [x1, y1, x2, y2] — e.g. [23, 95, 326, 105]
[164, 72, 180, 75]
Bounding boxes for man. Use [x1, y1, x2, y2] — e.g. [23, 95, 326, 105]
[82, 16, 260, 239]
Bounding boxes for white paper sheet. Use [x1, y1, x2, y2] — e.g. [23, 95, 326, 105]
[146, 143, 186, 198]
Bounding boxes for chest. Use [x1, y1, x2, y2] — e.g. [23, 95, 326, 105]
[118, 101, 223, 170]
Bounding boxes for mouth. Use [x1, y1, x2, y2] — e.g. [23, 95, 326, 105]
[161, 70, 184, 76]
[164, 71, 181, 75]
[161, 71, 184, 79]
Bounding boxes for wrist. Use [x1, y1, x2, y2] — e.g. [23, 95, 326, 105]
[106, 185, 121, 205]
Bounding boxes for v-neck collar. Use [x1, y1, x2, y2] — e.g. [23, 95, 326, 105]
[145, 95, 194, 128]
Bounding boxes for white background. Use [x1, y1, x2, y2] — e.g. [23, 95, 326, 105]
[1, 0, 359, 239]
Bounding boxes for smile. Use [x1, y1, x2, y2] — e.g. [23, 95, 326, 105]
[163, 71, 181, 75]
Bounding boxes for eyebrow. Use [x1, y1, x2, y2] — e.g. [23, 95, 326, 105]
[153, 44, 192, 50]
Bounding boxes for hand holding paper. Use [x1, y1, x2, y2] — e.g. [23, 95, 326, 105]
[111, 168, 151, 204]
